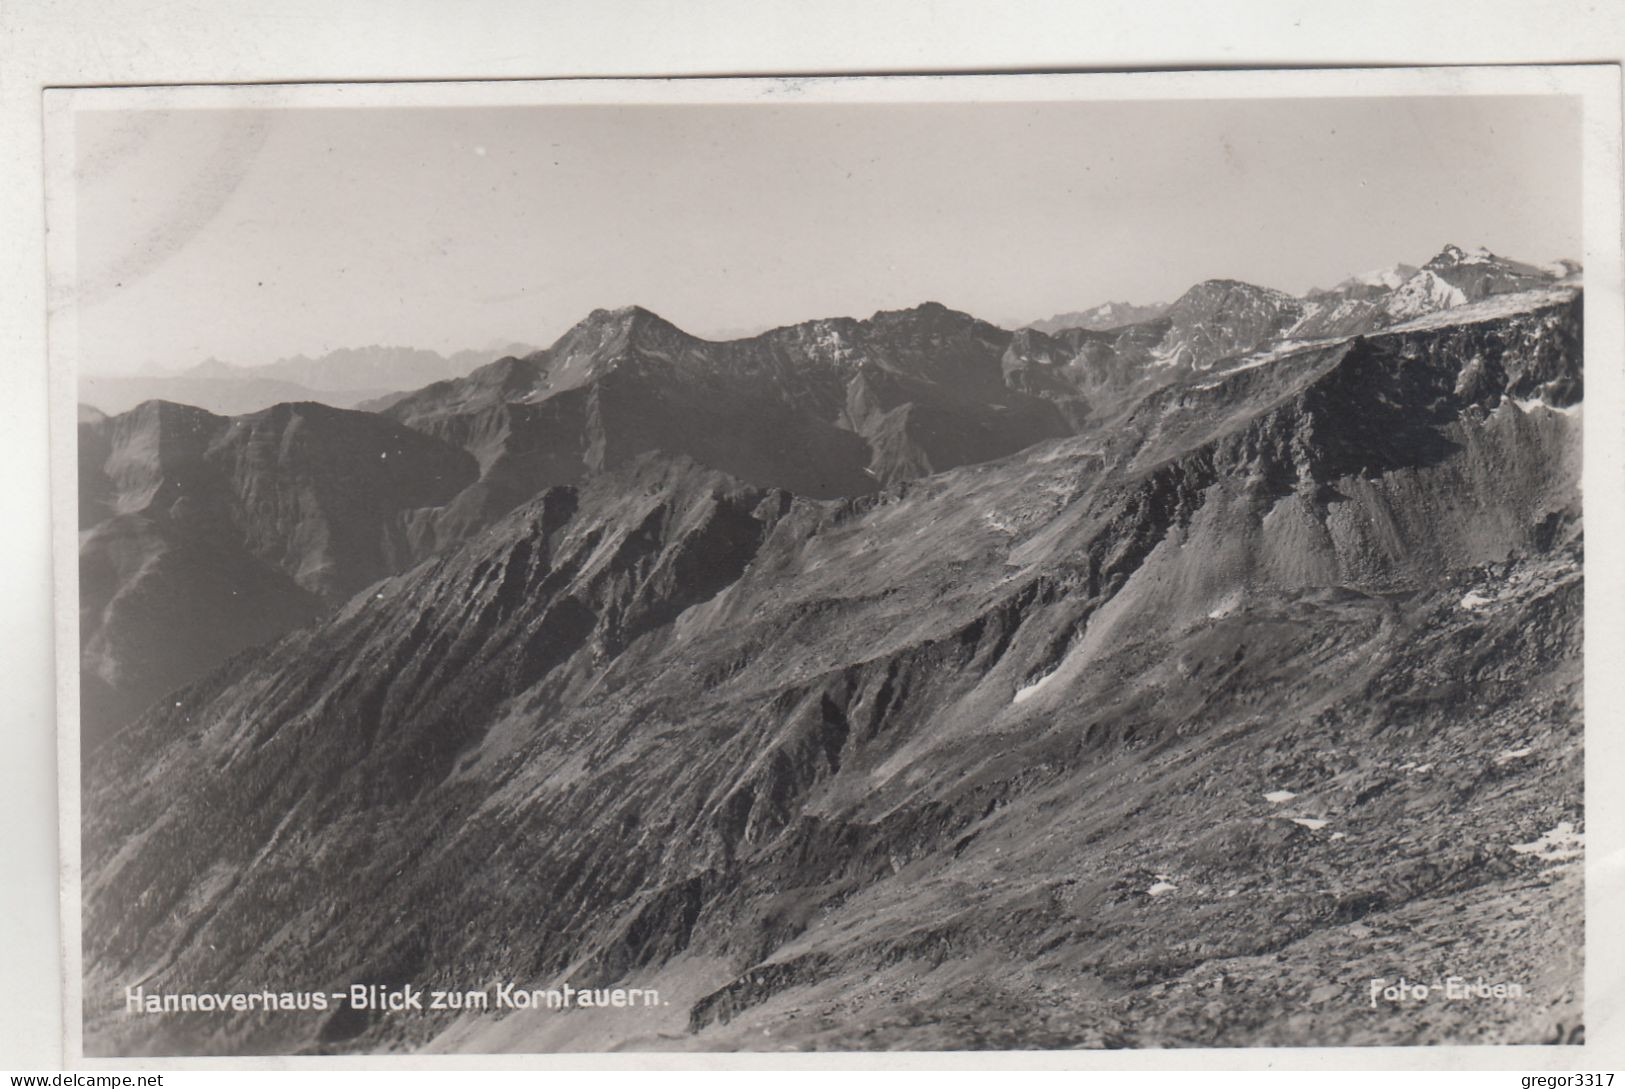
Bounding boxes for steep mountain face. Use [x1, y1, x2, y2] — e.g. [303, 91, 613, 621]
[1381, 269, 1471, 322]
[1025, 300, 1169, 334]
[77, 400, 478, 747]
[81, 284, 1583, 1054]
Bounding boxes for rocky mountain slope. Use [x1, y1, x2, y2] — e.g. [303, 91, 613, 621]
[80, 276, 1583, 1054]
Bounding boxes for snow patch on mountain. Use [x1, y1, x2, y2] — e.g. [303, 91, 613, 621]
[1383, 270, 1469, 321]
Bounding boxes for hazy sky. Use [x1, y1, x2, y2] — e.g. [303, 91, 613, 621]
[71, 95, 1581, 375]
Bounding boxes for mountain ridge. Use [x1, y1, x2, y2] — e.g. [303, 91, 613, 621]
[82, 342, 539, 418]
[1024, 245, 1576, 342]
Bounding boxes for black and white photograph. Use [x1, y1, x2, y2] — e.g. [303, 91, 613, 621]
[46, 68, 1619, 1060]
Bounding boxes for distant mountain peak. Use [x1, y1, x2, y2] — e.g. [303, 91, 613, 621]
[187, 357, 239, 378]
[1023, 299, 1169, 335]
[1426, 243, 1501, 269]
[1346, 262, 1419, 290]
[1382, 268, 1469, 320]
[585, 303, 662, 324]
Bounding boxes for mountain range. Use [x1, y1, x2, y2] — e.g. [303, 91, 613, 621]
[78, 245, 1585, 1052]
[1023, 244, 1574, 342]
[79, 343, 537, 418]
[1024, 299, 1171, 334]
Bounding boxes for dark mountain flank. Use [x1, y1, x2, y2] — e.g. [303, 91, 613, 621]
[81, 279, 1582, 1053]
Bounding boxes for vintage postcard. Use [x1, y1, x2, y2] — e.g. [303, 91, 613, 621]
[45, 66, 1624, 1065]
